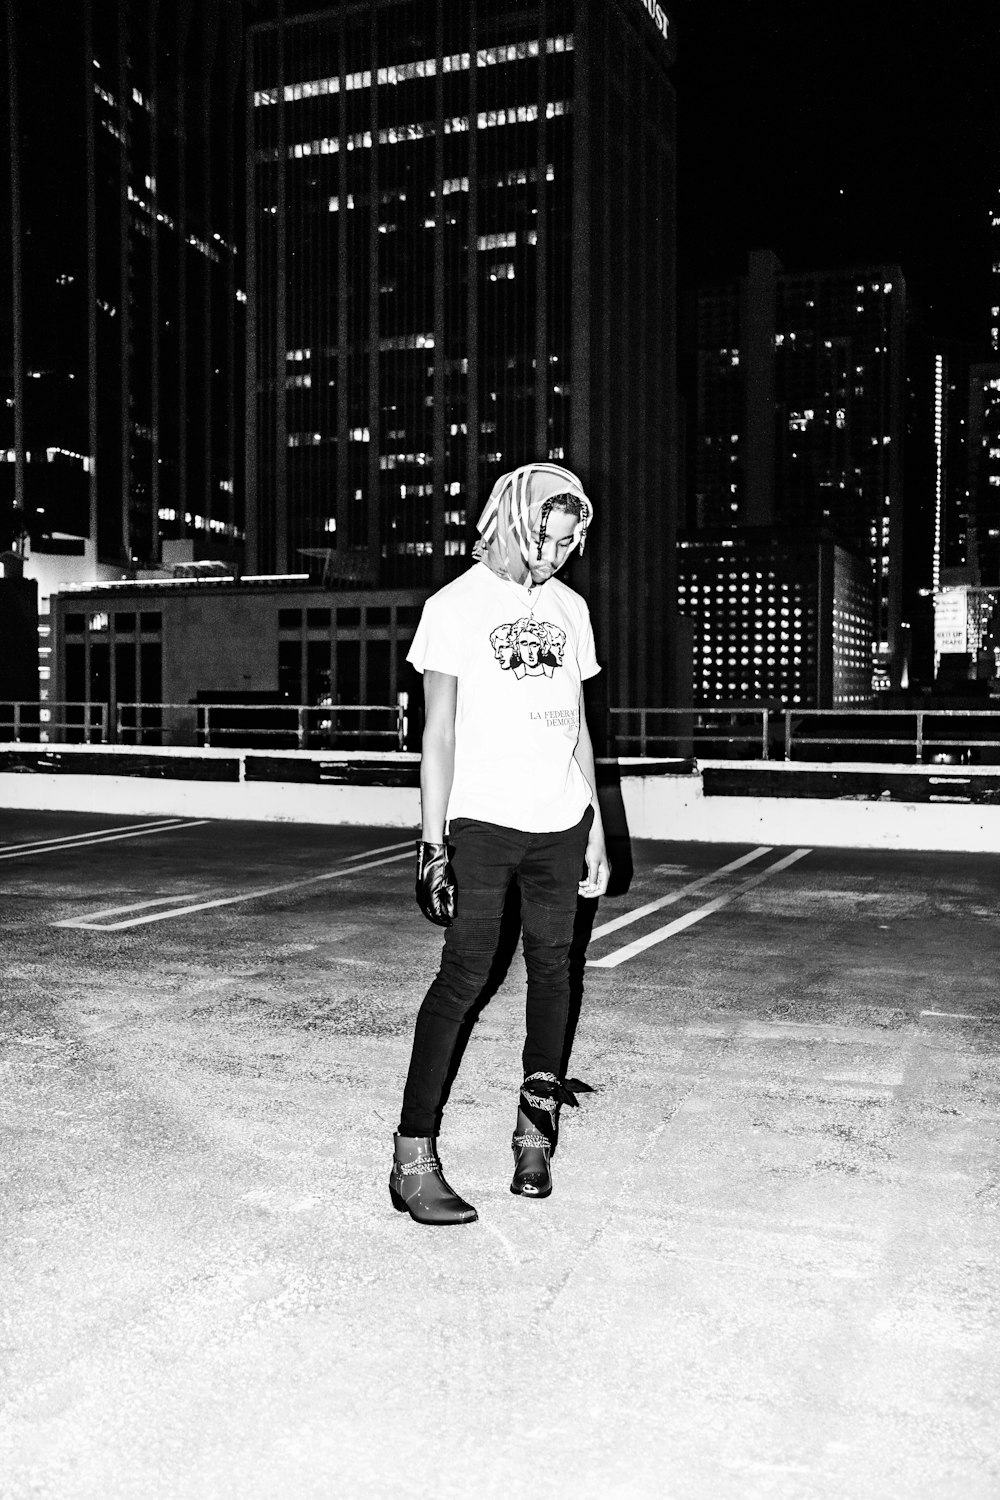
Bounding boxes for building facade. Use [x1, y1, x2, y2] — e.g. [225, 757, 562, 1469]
[929, 194, 1000, 684]
[989, 186, 1000, 357]
[1, 0, 245, 586]
[930, 343, 976, 586]
[677, 527, 874, 709]
[967, 362, 1000, 584]
[694, 250, 905, 694]
[48, 576, 425, 746]
[247, 0, 680, 710]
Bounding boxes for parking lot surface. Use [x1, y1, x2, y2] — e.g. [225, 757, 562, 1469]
[2, 811, 999, 1499]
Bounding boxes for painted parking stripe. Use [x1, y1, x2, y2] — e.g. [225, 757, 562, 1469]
[47, 839, 412, 927]
[337, 838, 413, 861]
[52, 892, 221, 923]
[589, 846, 772, 943]
[52, 848, 413, 931]
[0, 819, 208, 862]
[0, 817, 183, 854]
[587, 848, 812, 969]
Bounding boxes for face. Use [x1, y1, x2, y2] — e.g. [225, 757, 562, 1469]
[518, 628, 542, 666]
[527, 507, 579, 584]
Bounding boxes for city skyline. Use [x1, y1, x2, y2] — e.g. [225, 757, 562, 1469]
[4, 1, 998, 715]
[675, 0, 997, 347]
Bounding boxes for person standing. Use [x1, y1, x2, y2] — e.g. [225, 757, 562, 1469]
[390, 462, 610, 1226]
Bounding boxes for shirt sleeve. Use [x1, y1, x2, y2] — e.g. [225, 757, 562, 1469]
[406, 592, 464, 677]
[576, 603, 601, 680]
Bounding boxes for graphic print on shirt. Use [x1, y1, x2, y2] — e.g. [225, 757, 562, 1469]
[490, 617, 567, 680]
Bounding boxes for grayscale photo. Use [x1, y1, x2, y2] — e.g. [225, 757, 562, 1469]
[2, 1, 998, 1496]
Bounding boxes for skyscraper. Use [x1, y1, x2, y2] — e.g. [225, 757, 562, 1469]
[694, 249, 906, 693]
[967, 361, 1000, 585]
[969, 192, 1000, 598]
[247, 0, 680, 710]
[989, 186, 1000, 357]
[1, 0, 245, 593]
[930, 193, 1000, 684]
[677, 526, 872, 709]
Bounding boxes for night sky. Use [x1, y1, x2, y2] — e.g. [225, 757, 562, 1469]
[674, 0, 998, 344]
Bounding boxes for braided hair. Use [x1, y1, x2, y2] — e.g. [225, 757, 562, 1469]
[535, 494, 584, 560]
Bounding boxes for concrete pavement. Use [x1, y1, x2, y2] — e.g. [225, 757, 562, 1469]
[1, 812, 998, 1498]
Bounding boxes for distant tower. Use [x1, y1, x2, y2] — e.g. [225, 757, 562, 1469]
[695, 250, 906, 693]
[932, 189, 1000, 685]
[933, 345, 975, 587]
[967, 190, 1000, 586]
[989, 187, 1000, 355]
[0, 0, 245, 584]
[246, 0, 682, 709]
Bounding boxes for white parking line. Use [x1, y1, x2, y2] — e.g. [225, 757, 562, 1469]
[52, 848, 413, 931]
[0, 819, 208, 861]
[587, 848, 812, 969]
[53, 892, 220, 923]
[336, 838, 413, 861]
[0, 817, 183, 854]
[589, 846, 773, 942]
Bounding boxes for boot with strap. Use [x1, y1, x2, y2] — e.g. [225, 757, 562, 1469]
[389, 1134, 478, 1226]
[510, 1072, 580, 1199]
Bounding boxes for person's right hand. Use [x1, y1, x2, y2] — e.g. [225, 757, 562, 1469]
[415, 841, 456, 926]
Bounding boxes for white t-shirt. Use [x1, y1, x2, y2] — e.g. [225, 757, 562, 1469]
[407, 560, 601, 832]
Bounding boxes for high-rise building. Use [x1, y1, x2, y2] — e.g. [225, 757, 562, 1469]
[694, 249, 906, 693]
[930, 343, 976, 585]
[1, 0, 246, 595]
[970, 190, 1000, 587]
[929, 194, 1000, 686]
[989, 186, 1000, 357]
[246, 0, 680, 710]
[677, 526, 873, 710]
[932, 214, 1000, 594]
[967, 361, 1000, 585]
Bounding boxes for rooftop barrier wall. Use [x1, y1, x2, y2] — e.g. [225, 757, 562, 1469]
[5, 746, 1000, 853]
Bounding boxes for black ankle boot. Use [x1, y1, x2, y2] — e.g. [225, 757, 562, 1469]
[390, 1134, 478, 1226]
[510, 1072, 565, 1198]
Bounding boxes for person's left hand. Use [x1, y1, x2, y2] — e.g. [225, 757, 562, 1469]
[578, 827, 610, 898]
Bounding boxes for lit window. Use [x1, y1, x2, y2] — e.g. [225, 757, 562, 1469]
[477, 231, 516, 250]
[379, 333, 434, 351]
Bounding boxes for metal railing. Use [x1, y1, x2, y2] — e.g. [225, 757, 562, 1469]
[115, 700, 408, 751]
[610, 706, 1000, 765]
[0, 699, 407, 750]
[0, 701, 109, 744]
[782, 708, 1000, 764]
[610, 706, 774, 759]
[6, 701, 1000, 765]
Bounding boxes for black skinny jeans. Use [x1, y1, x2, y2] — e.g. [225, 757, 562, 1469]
[398, 807, 593, 1137]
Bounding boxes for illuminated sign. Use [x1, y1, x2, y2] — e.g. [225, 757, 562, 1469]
[934, 587, 968, 655]
[637, 0, 670, 43]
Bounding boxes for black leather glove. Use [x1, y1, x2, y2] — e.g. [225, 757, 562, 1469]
[415, 841, 456, 927]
